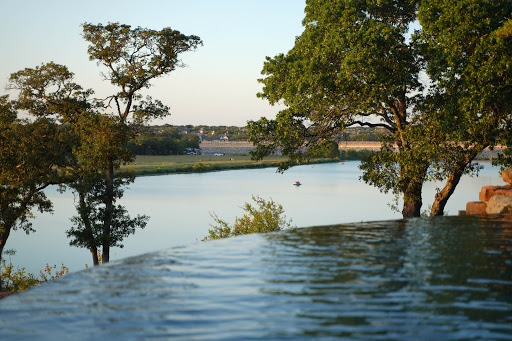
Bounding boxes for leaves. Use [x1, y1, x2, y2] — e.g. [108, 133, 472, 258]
[7, 62, 93, 122]
[250, 0, 512, 217]
[82, 22, 202, 123]
[203, 196, 293, 241]
[1, 20, 202, 267]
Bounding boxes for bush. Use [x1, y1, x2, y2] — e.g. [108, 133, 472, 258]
[203, 196, 293, 241]
[1, 250, 68, 293]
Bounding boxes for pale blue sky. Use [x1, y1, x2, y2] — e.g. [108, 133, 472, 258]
[0, 0, 306, 125]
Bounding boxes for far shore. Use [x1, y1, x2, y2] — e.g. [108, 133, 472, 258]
[121, 142, 501, 177]
[121, 154, 340, 176]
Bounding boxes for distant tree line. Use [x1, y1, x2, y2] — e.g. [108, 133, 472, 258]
[143, 124, 251, 142]
[141, 124, 388, 144]
[127, 127, 200, 155]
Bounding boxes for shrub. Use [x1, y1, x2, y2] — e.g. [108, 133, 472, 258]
[203, 196, 293, 241]
[1, 250, 68, 293]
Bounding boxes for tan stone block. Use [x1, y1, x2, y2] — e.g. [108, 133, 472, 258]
[479, 185, 512, 202]
[486, 195, 512, 214]
[502, 168, 512, 185]
[466, 201, 487, 215]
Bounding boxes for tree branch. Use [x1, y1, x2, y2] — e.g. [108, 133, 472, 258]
[348, 120, 393, 130]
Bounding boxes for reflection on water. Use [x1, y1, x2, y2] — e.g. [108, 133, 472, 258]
[1, 215, 511, 340]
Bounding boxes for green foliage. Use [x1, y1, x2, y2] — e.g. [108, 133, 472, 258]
[1, 21, 202, 272]
[339, 149, 376, 161]
[1, 250, 68, 293]
[203, 196, 293, 241]
[416, 0, 512, 215]
[249, 0, 427, 216]
[7, 62, 93, 123]
[79, 22, 202, 262]
[0, 95, 72, 290]
[249, 0, 512, 217]
[310, 140, 340, 159]
[82, 22, 201, 124]
[126, 134, 199, 155]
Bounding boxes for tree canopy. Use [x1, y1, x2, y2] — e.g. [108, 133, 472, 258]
[1, 22, 202, 270]
[0, 95, 71, 290]
[249, 0, 512, 218]
[78, 22, 202, 262]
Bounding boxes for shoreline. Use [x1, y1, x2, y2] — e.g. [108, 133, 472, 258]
[120, 148, 499, 178]
[122, 156, 341, 177]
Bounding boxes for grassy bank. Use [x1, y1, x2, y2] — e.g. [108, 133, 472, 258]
[121, 154, 339, 176]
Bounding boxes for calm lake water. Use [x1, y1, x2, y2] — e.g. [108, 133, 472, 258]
[6, 161, 505, 274]
[1, 215, 511, 340]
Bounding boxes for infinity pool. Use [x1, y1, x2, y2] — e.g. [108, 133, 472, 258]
[1, 215, 511, 340]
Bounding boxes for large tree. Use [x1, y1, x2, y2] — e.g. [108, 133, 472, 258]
[6, 22, 202, 265]
[7, 63, 147, 266]
[0, 95, 70, 290]
[81, 22, 202, 262]
[418, 0, 512, 215]
[249, 0, 428, 217]
[249, 0, 512, 218]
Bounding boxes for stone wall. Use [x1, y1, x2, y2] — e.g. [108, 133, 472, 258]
[200, 141, 505, 159]
[338, 141, 383, 150]
[200, 141, 256, 155]
[338, 142, 504, 159]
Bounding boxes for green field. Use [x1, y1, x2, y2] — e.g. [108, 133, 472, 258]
[122, 154, 289, 175]
[121, 154, 338, 176]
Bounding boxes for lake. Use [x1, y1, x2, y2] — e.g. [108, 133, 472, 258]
[5, 161, 505, 274]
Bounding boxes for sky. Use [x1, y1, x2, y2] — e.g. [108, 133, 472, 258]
[0, 0, 306, 126]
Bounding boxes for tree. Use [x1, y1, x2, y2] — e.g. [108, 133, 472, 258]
[418, 0, 512, 215]
[311, 140, 340, 159]
[249, 0, 512, 218]
[7, 62, 93, 124]
[249, 0, 428, 217]
[2, 22, 202, 268]
[0, 96, 70, 290]
[81, 22, 202, 262]
[7, 63, 147, 266]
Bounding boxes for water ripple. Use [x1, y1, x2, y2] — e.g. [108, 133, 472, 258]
[1, 215, 511, 340]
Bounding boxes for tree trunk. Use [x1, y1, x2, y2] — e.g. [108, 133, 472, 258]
[90, 247, 99, 266]
[430, 149, 483, 216]
[0, 225, 12, 291]
[402, 182, 423, 218]
[430, 171, 464, 216]
[102, 159, 114, 263]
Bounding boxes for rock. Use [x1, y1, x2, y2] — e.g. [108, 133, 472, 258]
[466, 201, 487, 215]
[486, 195, 512, 214]
[502, 168, 512, 185]
[479, 185, 512, 202]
